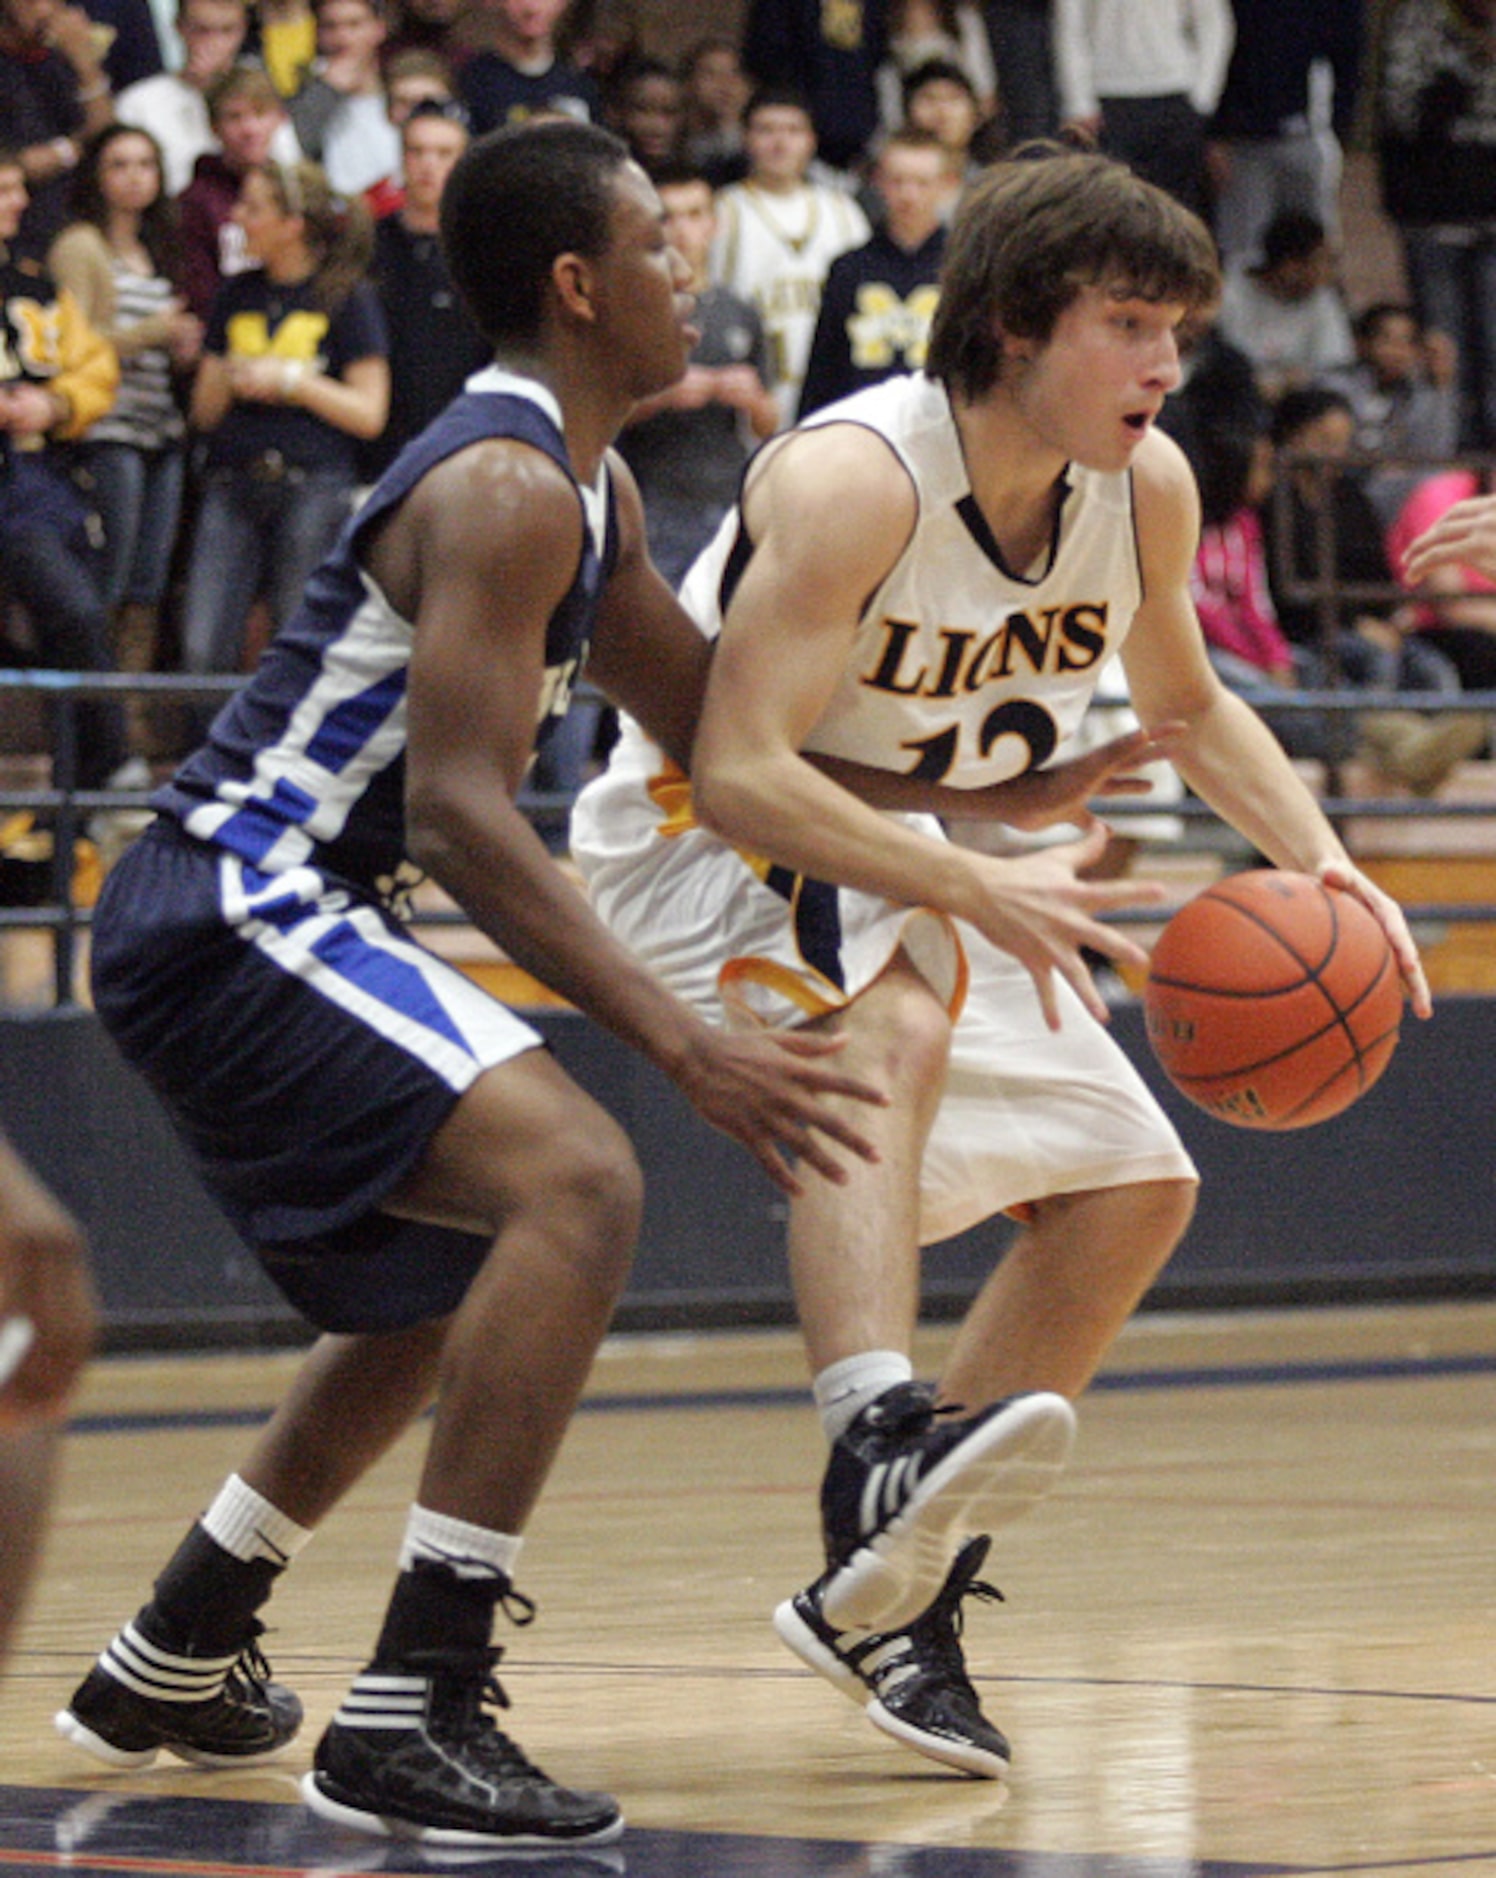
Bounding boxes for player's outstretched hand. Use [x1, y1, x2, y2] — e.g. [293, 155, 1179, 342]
[972, 821, 1169, 1030]
[1317, 859, 1432, 1021]
[674, 1029, 887, 1197]
[0, 1137, 95, 1431]
[1398, 494, 1496, 586]
[968, 723, 1189, 834]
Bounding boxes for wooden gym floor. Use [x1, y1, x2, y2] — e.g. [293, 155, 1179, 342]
[4, 1302, 1496, 1878]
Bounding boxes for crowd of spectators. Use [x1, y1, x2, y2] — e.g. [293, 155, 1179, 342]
[1, 0, 1495, 858]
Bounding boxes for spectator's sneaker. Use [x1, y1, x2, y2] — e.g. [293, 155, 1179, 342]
[818, 1384, 1075, 1632]
[775, 1535, 1010, 1779]
[302, 1645, 623, 1848]
[55, 1616, 302, 1768]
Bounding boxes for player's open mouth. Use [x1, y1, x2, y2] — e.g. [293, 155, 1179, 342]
[1123, 411, 1153, 435]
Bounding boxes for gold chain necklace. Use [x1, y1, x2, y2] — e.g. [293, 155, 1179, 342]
[743, 182, 821, 256]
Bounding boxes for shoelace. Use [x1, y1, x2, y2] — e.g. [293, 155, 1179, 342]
[460, 1654, 549, 1780]
[408, 1639, 549, 1780]
[223, 1620, 275, 1700]
[865, 1381, 998, 1443]
[864, 1381, 941, 1439]
[904, 1546, 1005, 1697]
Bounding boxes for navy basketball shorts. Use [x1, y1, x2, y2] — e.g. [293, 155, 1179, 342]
[90, 818, 544, 1333]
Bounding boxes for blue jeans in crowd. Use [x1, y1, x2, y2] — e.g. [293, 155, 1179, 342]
[1402, 228, 1496, 448]
[180, 465, 355, 677]
[84, 442, 186, 611]
[2, 519, 127, 789]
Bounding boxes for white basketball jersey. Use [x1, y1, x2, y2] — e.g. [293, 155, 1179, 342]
[685, 371, 1145, 792]
[712, 181, 870, 424]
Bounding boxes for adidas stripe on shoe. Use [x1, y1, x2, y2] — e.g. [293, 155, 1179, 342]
[55, 1617, 302, 1769]
[775, 1535, 1010, 1779]
[818, 1384, 1075, 1632]
[301, 1646, 623, 1848]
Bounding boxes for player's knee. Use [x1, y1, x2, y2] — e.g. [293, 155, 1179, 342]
[1132, 1176, 1198, 1268]
[540, 1120, 644, 1285]
[1161, 1174, 1199, 1236]
[855, 967, 953, 1083]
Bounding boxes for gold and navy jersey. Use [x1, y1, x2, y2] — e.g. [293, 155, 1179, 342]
[723, 371, 1143, 790]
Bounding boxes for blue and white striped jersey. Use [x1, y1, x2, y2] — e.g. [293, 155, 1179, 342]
[155, 368, 617, 895]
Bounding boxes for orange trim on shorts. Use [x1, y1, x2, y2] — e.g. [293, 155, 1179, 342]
[646, 759, 697, 841]
[718, 906, 972, 1030]
[928, 908, 971, 1026]
[720, 953, 849, 1024]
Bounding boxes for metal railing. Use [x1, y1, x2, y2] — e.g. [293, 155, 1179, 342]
[3, 660, 1495, 1009]
[0, 670, 583, 1006]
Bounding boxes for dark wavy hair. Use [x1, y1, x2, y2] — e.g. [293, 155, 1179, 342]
[440, 119, 633, 349]
[926, 143, 1221, 402]
[68, 123, 183, 284]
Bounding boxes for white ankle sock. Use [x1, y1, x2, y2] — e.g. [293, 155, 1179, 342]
[200, 1474, 313, 1568]
[813, 1351, 914, 1445]
[398, 1505, 523, 1581]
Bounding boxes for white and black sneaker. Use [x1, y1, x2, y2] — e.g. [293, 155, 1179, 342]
[55, 1615, 303, 1768]
[302, 1645, 623, 1848]
[817, 1383, 1075, 1632]
[775, 1534, 1010, 1778]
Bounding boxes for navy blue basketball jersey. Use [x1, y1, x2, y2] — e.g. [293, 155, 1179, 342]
[155, 368, 618, 894]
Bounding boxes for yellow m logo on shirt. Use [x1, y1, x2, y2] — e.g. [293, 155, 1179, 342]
[225, 308, 330, 367]
[848, 284, 941, 370]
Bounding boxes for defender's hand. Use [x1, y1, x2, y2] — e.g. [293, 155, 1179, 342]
[674, 1029, 887, 1197]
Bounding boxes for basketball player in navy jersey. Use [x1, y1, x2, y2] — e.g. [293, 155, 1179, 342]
[573, 146, 1432, 1779]
[52, 121, 914, 1849]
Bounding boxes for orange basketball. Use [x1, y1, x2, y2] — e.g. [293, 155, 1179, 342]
[1143, 870, 1403, 1130]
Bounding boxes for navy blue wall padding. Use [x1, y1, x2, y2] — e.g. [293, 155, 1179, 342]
[2, 998, 1491, 1349]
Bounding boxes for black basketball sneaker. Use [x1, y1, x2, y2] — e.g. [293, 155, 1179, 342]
[775, 1534, 1010, 1778]
[816, 1382, 1075, 1632]
[302, 1644, 623, 1848]
[56, 1614, 303, 1768]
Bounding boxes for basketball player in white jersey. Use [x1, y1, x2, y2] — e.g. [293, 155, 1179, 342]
[573, 145, 1431, 1778]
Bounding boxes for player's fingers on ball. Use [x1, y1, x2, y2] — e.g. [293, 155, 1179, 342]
[1400, 955, 1433, 1019]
